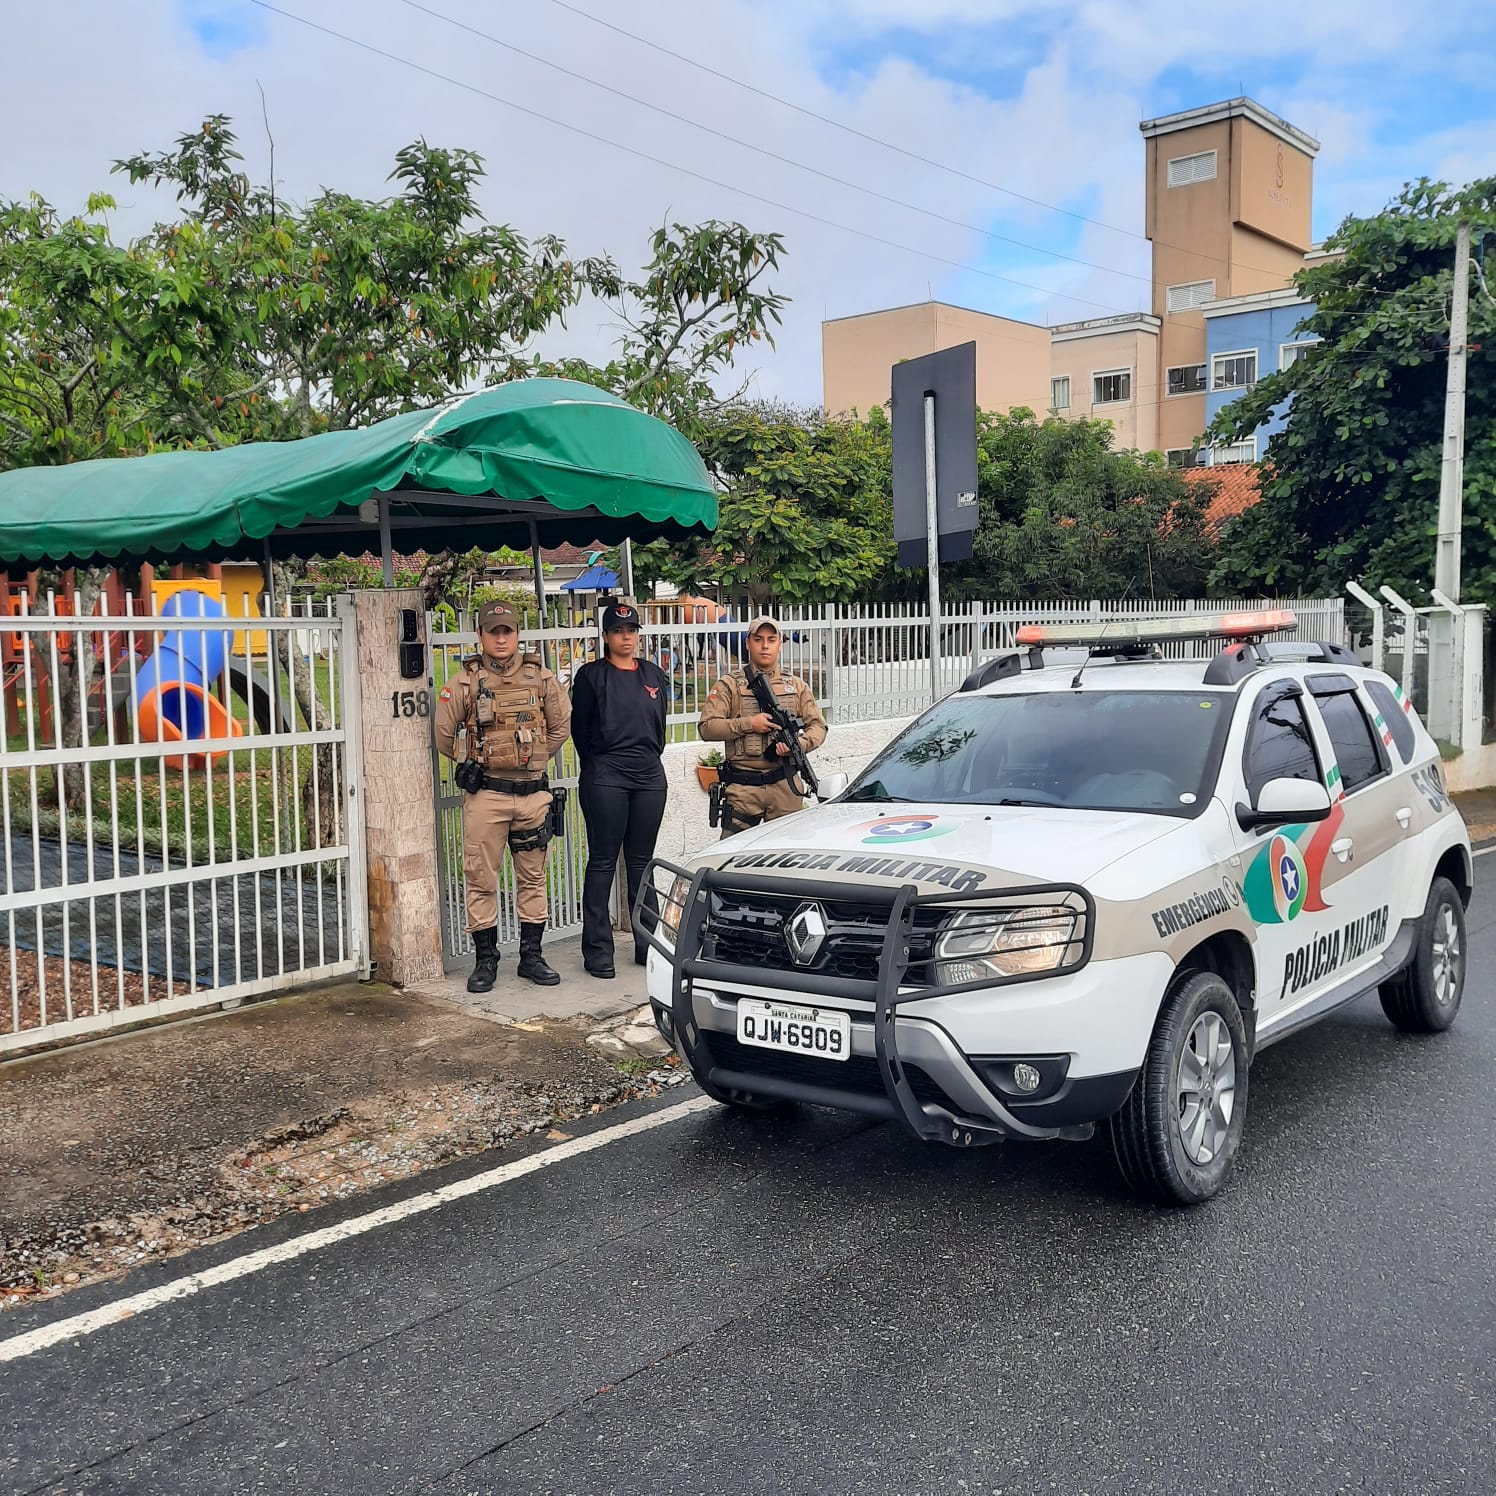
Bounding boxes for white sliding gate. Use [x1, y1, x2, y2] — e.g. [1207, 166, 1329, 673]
[0, 593, 367, 1054]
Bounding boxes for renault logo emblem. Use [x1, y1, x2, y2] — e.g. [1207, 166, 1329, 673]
[784, 902, 827, 966]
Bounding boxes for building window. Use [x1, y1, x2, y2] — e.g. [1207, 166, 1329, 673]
[1092, 369, 1131, 405]
[1165, 448, 1195, 469]
[1280, 340, 1318, 370]
[1166, 363, 1207, 397]
[1211, 351, 1258, 391]
[1166, 280, 1215, 314]
[1210, 438, 1257, 465]
[1050, 375, 1071, 411]
[1167, 150, 1218, 188]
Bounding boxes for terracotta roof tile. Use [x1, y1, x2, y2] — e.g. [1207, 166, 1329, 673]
[1182, 464, 1262, 534]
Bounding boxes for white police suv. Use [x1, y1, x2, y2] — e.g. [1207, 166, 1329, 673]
[636, 611, 1472, 1205]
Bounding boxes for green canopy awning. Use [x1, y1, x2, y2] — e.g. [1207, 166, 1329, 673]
[0, 378, 717, 567]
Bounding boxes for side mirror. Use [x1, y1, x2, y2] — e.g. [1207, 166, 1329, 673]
[818, 771, 849, 800]
[1236, 777, 1332, 832]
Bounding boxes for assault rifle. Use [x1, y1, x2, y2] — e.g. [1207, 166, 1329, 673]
[746, 668, 819, 800]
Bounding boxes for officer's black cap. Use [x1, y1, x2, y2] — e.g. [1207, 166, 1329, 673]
[602, 601, 641, 632]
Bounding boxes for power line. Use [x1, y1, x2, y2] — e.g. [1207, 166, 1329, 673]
[393, 0, 1155, 289]
[543, 0, 1344, 286]
[244, 0, 1141, 318]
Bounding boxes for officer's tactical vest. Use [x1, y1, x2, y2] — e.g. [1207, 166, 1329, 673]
[463, 656, 548, 773]
[725, 670, 801, 766]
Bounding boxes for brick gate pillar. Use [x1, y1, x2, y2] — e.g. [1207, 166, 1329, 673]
[347, 589, 444, 987]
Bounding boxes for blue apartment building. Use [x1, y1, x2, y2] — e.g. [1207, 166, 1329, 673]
[1199, 287, 1319, 464]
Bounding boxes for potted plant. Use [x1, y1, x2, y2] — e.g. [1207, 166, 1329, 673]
[697, 747, 723, 792]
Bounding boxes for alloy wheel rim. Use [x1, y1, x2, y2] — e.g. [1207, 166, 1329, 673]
[1176, 1011, 1236, 1166]
[1432, 902, 1462, 1007]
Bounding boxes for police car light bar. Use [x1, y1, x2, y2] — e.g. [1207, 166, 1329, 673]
[1014, 609, 1297, 650]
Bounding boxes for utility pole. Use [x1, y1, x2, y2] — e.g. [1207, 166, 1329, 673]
[1428, 221, 1472, 743]
[1435, 221, 1472, 601]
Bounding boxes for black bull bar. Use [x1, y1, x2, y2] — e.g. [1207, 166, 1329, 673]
[631, 857, 1094, 1146]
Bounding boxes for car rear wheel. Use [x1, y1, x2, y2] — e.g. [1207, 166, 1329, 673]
[1109, 970, 1249, 1206]
[1379, 875, 1465, 1034]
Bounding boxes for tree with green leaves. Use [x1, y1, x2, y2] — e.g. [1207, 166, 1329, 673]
[1207, 178, 1496, 600]
[940, 410, 1215, 601]
[113, 117, 614, 443]
[636, 403, 894, 607]
[537, 221, 787, 438]
[0, 192, 237, 467]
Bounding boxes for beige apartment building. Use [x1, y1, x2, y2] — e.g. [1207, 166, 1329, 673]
[821, 97, 1321, 463]
[820, 302, 1051, 418]
[1047, 313, 1161, 452]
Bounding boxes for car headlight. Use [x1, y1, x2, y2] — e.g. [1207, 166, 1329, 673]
[659, 874, 692, 944]
[934, 906, 1079, 984]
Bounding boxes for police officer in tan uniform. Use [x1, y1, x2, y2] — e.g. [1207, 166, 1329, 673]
[435, 599, 571, 991]
[699, 615, 827, 836]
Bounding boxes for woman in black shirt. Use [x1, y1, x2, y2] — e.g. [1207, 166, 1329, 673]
[571, 601, 669, 978]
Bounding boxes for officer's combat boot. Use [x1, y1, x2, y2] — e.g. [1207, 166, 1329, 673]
[467, 927, 500, 994]
[516, 921, 560, 986]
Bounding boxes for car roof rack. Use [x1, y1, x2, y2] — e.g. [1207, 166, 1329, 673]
[958, 648, 1044, 692]
[1203, 638, 1363, 686]
[1258, 639, 1360, 665]
[1202, 643, 1260, 686]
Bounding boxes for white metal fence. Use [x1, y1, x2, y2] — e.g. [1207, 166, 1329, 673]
[597, 596, 1346, 728]
[0, 593, 366, 1054]
[428, 596, 1344, 959]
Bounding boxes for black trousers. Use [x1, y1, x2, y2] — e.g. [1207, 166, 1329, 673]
[579, 780, 667, 967]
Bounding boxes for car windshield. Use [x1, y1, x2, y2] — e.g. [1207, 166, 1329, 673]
[844, 689, 1230, 817]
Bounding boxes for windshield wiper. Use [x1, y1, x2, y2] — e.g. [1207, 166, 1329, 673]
[844, 781, 907, 803]
[995, 797, 1055, 807]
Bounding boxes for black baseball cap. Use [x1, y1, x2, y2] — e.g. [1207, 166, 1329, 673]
[602, 601, 641, 632]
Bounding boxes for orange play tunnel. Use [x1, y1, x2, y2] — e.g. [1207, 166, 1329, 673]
[136, 681, 244, 770]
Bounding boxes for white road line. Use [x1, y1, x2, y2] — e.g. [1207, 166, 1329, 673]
[1473, 843, 1495, 858]
[0, 1093, 716, 1366]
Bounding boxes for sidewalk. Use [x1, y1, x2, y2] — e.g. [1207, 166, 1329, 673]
[1, 943, 684, 1311]
[408, 934, 650, 1026]
[1454, 786, 1496, 846]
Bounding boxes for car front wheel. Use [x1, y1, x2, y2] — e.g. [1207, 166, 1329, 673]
[1109, 970, 1250, 1206]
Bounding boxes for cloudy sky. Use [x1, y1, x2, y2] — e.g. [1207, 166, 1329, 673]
[5, 0, 1491, 404]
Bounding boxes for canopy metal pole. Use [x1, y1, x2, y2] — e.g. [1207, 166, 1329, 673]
[377, 496, 395, 587]
[621, 538, 636, 601]
[262, 537, 277, 614]
[528, 521, 547, 623]
[529, 521, 550, 672]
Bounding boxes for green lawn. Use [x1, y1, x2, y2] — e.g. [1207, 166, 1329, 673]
[3, 744, 339, 866]
[4, 649, 341, 864]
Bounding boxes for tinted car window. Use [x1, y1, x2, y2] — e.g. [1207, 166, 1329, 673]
[1244, 688, 1320, 800]
[1364, 679, 1416, 762]
[1316, 689, 1387, 791]
[843, 690, 1230, 817]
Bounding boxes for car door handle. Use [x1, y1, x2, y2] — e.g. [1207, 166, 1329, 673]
[1331, 837, 1354, 863]
[1395, 807, 1412, 830]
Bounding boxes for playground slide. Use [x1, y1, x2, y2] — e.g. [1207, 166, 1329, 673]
[133, 589, 243, 765]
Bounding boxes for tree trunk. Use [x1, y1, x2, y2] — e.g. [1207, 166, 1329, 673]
[271, 561, 341, 851]
[41, 569, 106, 814]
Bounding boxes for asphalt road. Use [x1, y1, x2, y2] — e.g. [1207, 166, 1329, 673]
[5, 879, 1495, 1495]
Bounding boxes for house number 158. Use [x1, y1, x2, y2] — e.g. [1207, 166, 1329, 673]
[391, 689, 431, 718]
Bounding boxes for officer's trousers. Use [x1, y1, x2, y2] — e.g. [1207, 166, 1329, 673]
[462, 787, 551, 930]
[579, 780, 666, 966]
